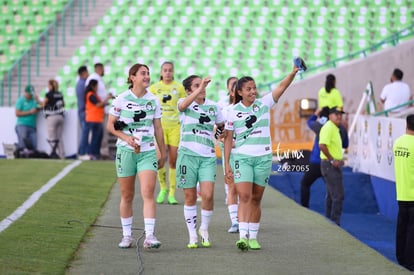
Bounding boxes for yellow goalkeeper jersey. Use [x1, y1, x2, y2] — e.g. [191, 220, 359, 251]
[149, 80, 186, 128]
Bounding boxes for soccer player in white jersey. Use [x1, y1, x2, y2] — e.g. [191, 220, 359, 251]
[219, 77, 239, 233]
[224, 64, 300, 251]
[107, 63, 166, 250]
[176, 75, 224, 248]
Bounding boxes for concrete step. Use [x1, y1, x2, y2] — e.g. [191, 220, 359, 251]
[3, 0, 115, 106]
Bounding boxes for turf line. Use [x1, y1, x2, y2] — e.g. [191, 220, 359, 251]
[0, 160, 82, 233]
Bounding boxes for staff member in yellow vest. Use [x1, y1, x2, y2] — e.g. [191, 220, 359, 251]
[150, 61, 186, 205]
[393, 114, 414, 271]
[319, 106, 347, 225]
[318, 74, 343, 109]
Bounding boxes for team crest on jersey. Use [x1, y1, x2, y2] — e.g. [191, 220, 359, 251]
[252, 104, 259, 112]
[179, 175, 186, 185]
[234, 170, 241, 179]
[146, 102, 155, 111]
[208, 107, 215, 116]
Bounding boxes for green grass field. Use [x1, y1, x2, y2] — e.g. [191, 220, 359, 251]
[0, 159, 116, 274]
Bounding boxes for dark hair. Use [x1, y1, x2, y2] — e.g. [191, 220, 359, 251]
[182, 75, 200, 92]
[127, 63, 150, 89]
[226, 76, 237, 87]
[235, 76, 255, 104]
[160, 61, 174, 80]
[85, 79, 98, 94]
[94, 63, 103, 69]
[48, 79, 59, 92]
[85, 79, 98, 102]
[78, 65, 87, 75]
[407, 114, 414, 131]
[393, 68, 403, 80]
[319, 106, 330, 118]
[229, 80, 237, 104]
[325, 74, 336, 94]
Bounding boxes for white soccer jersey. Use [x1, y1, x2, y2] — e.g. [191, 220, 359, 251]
[178, 98, 224, 157]
[225, 93, 275, 158]
[109, 89, 162, 152]
[222, 103, 234, 122]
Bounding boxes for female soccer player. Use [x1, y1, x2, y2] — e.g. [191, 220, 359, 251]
[150, 61, 186, 205]
[224, 63, 299, 251]
[107, 63, 166, 249]
[176, 75, 224, 248]
[220, 77, 239, 233]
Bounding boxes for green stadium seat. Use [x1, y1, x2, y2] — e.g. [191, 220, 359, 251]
[52, 0, 414, 104]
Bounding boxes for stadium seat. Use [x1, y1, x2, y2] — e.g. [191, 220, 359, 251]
[51, 0, 414, 106]
[0, 0, 68, 77]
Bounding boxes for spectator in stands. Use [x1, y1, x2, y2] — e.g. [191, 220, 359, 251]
[300, 107, 349, 208]
[380, 68, 411, 114]
[86, 63, 113, 158]
[319, 106, 347, 226]
[79, 80, 112, 160]
[149, 61, 186, 205]
[393, 114, 414, 271]
[41, 79, 65, 159]
[107, 63, 165, 249]
[318, 74, 343, 109]
[15, 85, 42, 151]
[76, 65, 89, 155]
[224, 64, 299, 251]
[177, 75, 224, 248]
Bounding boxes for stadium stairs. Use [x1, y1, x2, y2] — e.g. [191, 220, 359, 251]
[5, 0, 113, 104]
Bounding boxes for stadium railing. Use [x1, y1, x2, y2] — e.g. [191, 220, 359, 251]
[0, 0, 97, 107]
[258, 23, 414, 92]
[373, 99, 414, 117]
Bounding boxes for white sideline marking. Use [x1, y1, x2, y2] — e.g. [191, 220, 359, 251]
[0, 160, 82, 233]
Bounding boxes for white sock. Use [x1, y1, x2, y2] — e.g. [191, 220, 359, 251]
[144, 218, 156, 236]
[249, 222, 260, 240]
[121, 216, 133, 237]
[228, 204, 238, 225]
[200, 209, 213, 231]
[184, 205, 197, 239]
[239, 222, 249, 239]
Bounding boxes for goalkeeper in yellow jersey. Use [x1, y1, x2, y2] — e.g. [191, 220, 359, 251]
[150, 61, 186, 204]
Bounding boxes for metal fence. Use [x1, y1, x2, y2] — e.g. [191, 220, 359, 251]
[258, 23, 414, 91]
[0, 0, 96, 106]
